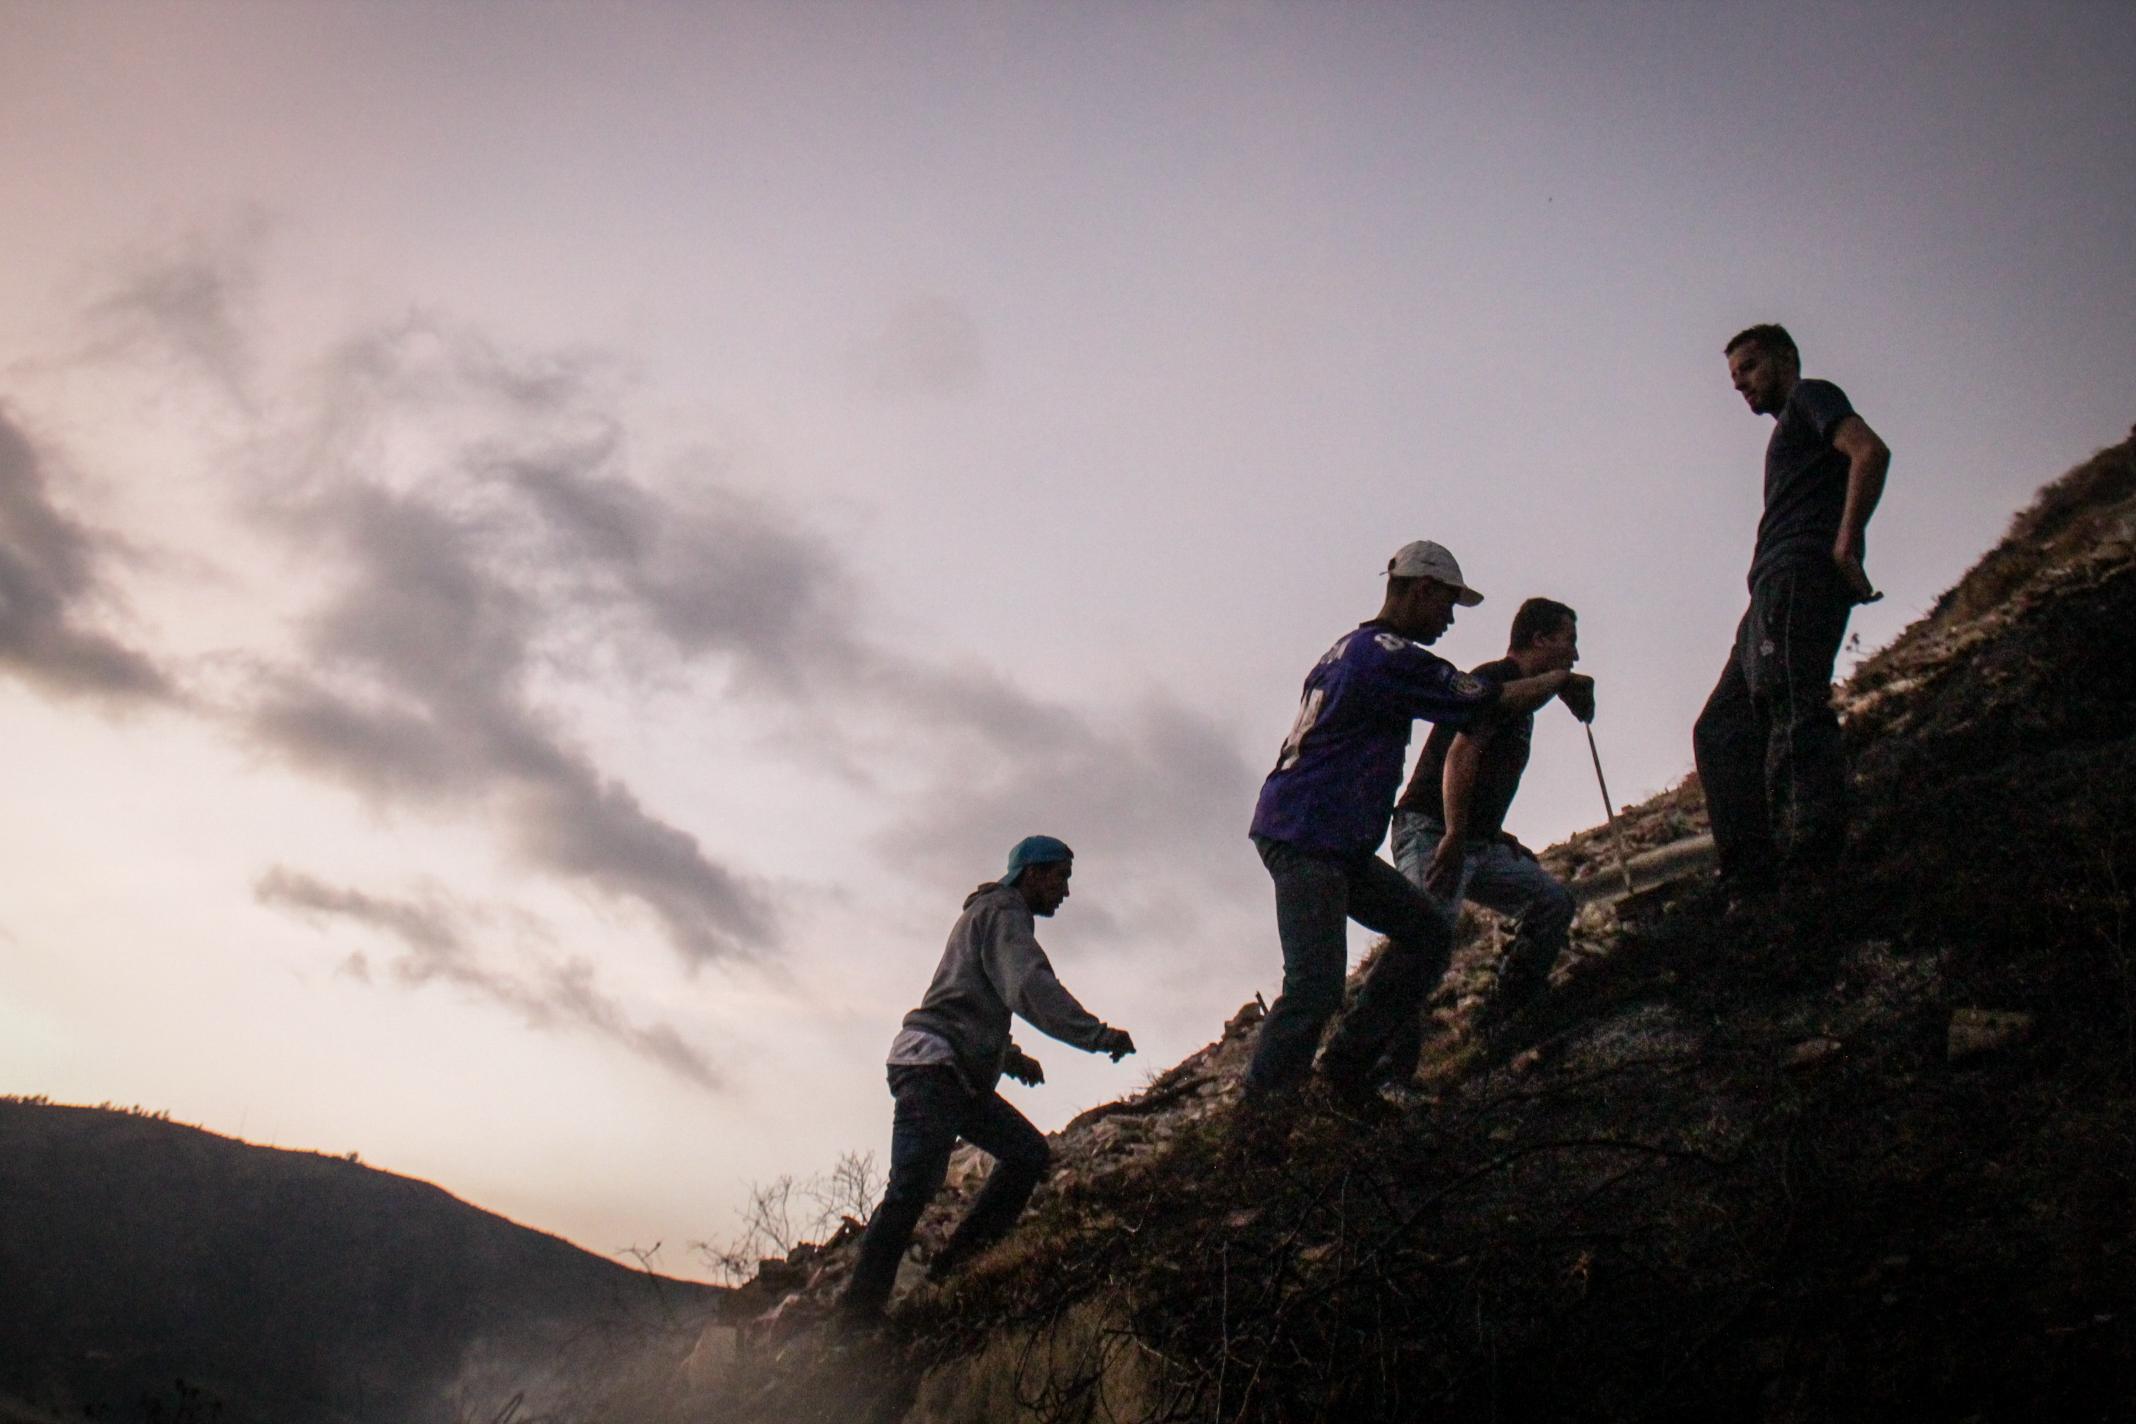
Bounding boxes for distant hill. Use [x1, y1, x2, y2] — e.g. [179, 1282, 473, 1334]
[0, 1101, 724, 1424]
[657, 433, 2136, 1421]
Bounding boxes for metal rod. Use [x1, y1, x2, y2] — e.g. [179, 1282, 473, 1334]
[1585, 724, 1636, 897]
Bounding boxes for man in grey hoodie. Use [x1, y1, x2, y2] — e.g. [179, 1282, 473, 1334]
[840, 835, 1136, 1320]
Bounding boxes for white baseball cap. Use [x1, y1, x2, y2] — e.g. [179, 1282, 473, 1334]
[1386, 540, 1484, 605]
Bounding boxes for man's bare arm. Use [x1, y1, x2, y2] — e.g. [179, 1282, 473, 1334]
[1427, 731, 1487, 896]
[1441, 732, 1485, 839]
[1831, 413, 1890, 601]
[1496, 669, 1573, 714]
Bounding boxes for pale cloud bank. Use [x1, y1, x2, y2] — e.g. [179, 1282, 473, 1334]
[8, 234, 1263, 1019]
[255, 866, 721, 1091]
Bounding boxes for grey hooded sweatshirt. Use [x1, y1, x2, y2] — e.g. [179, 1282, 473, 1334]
[892, 882, 1114, 1095]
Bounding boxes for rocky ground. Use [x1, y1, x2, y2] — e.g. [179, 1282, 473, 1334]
[593, 434, 2136, 1423]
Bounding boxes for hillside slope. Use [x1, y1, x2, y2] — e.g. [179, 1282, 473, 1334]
[0, 1102, 724, 1424]
[675, 432, 2136, 1422]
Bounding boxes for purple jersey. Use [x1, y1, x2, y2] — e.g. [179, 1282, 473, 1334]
[1250, 621, 1502, 857]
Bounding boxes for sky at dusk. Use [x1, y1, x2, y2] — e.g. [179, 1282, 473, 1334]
[3, 2, 2131, 1278]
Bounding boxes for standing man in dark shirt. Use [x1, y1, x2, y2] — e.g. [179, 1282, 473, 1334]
[1243, 541, 1578, 1128]
[1694, 324, 1891, 889]
[1391, 597, 1591, 1049]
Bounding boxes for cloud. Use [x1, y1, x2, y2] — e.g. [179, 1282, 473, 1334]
[495, 438, 860, 692]
[255, 866, 721, 1091]
[873, 692, 1266, 947]
[273, 322, 1253, 954]
[246, 463, 779, 964]
[0, 409, 175, 705]
[80, 218, 266, 410]
[257, 865, 463, 960]
[42, 250, 1258, 979]
[473, 403, 1264, 952]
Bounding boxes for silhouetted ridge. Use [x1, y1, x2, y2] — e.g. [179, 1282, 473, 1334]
[0, 1102, 723, 1424]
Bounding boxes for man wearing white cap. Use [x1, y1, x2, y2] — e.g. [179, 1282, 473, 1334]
[1241, 542, 1580, 1129]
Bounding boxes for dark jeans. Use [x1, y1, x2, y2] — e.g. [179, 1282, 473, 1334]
[841, 1064, 1050, 1315]
[1693, 561, 1853, 881]
[1246, 835, 1455, 1095]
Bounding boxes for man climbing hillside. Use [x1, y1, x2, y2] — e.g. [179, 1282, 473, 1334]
[839, 836, 1135, 1321]
[1695, 324, 1891, 891]
[1388, 597, 1592, 1058]
[1242, 542, 1582, 1129]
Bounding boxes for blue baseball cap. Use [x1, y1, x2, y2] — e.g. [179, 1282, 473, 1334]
[1001, 835, 1074, 885]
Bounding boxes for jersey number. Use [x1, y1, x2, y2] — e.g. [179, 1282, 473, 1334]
[1274, 688, 1326, 772]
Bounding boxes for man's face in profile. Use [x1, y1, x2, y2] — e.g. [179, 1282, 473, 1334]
[1021, 860, 1072, 916]
[1728, 341, 1793, 416]
[1399, 580, 1460, 644]
[1533, 619, 1578, 672]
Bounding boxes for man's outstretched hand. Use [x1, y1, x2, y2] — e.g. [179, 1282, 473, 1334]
[1004, 1048, 1045, 1086]
[1560, 674, 1597, 723]
[1098, 1027, 1137, 1062]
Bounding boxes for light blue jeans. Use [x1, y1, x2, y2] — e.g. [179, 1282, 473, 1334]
[1390, 810, 1574, 1005]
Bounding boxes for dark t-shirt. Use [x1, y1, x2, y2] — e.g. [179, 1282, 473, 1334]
[1396, 655, 1531, 839]
[1749, 377, 1856, 588]
[1250, 621, 1501, 858]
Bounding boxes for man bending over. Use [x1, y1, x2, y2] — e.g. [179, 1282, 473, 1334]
[1390, 597, 1591, 1058]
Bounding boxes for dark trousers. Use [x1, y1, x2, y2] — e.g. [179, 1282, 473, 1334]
[841, 1064, 1050, 1314]
[1693, 562, 1853, 880]
[1246, 835, 1455, 1095]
